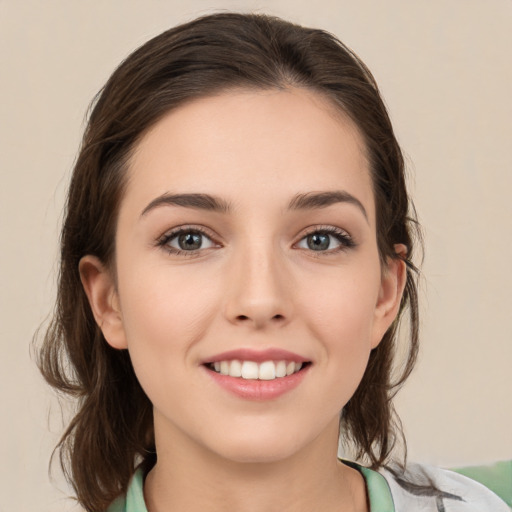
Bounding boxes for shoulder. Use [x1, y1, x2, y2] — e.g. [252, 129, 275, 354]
[378, 462, 510, 511]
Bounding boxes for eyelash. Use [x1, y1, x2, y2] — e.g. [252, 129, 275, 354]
[156, 225, 355, 257]
[298, 226, 355, 255]
[156, 226, 217, 257]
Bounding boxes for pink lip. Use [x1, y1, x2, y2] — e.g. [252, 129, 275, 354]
[203, 348, 309, 364]
[203, 364, 310, 401]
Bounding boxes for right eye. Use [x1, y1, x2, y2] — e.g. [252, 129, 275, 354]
[158, 227, 217, 255]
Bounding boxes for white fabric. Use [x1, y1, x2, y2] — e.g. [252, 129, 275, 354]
[380, 462, 510, 511]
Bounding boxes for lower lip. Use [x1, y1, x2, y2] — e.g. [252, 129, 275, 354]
[204, 366, 309, 400]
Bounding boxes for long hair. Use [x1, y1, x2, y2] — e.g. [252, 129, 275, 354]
[37, 12, 421, 511]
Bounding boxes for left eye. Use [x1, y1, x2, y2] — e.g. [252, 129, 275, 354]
[164, 230, 216, 252]
[296, 230, 351, 252]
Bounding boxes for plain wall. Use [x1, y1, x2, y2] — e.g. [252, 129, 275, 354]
[1, 0, 511, 510]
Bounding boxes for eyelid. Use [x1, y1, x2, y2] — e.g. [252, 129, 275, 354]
[156, 224, 221, 256]
[300, 225, 351, 238]
[294, 225, 355, 253]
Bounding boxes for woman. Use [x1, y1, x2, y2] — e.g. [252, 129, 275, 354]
[38, 12, 508, 512]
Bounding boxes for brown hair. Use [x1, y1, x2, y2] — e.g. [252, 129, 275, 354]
[38, 12, 421, 512]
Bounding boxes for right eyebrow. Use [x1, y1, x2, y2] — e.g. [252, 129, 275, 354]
[140, 193, 232, 217]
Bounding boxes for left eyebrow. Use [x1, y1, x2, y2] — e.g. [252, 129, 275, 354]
[288, 191, 368, 222]
[140, 193, 232, 217]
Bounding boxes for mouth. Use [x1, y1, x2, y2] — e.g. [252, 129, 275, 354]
[205, 359, 311, 381]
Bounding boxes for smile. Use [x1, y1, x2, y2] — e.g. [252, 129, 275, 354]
[202, 348, 311, 399]
[207, 360, 306, 380]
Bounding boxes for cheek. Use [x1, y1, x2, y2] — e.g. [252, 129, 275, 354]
[117, 262, 220, 366]
[297, 262, 382, 394]
[301, 264, 381, 341]
[116, 264, 225, 419]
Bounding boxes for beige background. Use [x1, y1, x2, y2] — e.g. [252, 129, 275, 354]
[1, 0, 511, 510]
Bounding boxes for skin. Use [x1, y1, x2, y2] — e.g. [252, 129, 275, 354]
[80, 88, 406, 512]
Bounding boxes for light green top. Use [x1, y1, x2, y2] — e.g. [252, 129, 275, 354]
[107, 461, 395, 512]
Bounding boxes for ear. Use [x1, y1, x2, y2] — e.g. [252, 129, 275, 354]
[371, 244, 408, 349]
[79, 255, 128, 350]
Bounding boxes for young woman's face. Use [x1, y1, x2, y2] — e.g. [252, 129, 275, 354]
[84, 88, 404, 464]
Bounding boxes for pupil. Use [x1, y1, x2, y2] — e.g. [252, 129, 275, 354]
[308, 233, 330, 251]
[179, 232, 202, 250]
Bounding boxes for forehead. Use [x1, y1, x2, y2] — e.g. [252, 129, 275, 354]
[124, 87, 375, 223]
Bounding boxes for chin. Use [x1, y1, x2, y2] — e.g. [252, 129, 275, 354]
[203, 424, 317, 465]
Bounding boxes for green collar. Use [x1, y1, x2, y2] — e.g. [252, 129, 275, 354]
[342, 460, 395, 511]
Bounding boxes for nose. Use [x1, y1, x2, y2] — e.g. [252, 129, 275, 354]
[223, 240, 293, 329]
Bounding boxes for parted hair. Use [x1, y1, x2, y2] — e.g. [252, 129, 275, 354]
[38, 12, 421, 512]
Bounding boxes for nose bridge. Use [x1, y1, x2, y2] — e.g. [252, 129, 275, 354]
[224, 234, 291, 328]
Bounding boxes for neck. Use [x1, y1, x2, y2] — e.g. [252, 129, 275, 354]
[144, 417, 368, 512]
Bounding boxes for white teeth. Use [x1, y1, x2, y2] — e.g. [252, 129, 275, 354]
[220, 361, 230, 375]
[241, 361, 259, 379]
[275, 360, 287, 378]
[229, 359, 242, 377]
[210, 359, 306, 380]
[258, 361, 276, 380]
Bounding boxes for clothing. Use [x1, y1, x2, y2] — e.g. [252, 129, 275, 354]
[375, 462, 510, 511]
[107, 461, 510, 512]
[452, 460, 512, 507]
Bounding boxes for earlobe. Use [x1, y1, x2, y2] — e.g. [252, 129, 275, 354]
[371, 244, 408, 348]
[79, 255, 128, 350]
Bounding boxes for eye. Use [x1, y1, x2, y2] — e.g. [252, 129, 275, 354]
[158, 227, 217, 255]
[296, 227, 354, 253]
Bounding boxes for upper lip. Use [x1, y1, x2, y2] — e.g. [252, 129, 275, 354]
[203, 348, 310, 364]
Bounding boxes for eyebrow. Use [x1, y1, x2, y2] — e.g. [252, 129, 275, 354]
[288, 191, 368, 221]
[140, 190, 368, 221]
[141, 193, 232, 217]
